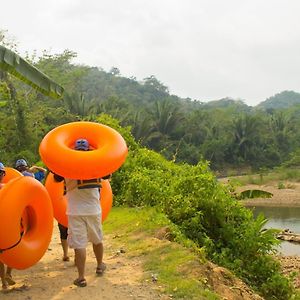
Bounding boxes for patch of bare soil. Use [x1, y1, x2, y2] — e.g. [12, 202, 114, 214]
[198, 263, 264, 300]
[277, 255, 300, 289]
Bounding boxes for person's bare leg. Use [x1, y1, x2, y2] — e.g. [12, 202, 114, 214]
[93, 242, 103, 267]
[6, 267, 12, 277]
[5, 267, 15, 285]
[0, 263, 7, 289]
[61, 239, 69, 261]
[74, 248, 86, 280]
[93, 242, 106, 274]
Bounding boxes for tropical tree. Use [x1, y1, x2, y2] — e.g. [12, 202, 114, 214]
[269, 112, 292, 159]
[228, 114, 264, 164]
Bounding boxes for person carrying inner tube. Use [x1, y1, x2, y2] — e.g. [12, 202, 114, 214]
[15, 159, 47, 182]
[53, 138, 111, 288]
[0, 162, 16, 290]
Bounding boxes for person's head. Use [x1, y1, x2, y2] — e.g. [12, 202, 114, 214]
[74, 139, 89, 151]
[0, 162, 6, 182]
[15, 159, 28, 172]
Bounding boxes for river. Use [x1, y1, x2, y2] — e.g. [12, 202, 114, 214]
[250, 206, 300, 255]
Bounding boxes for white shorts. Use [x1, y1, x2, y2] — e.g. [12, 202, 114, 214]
[67, 214, 103, 249]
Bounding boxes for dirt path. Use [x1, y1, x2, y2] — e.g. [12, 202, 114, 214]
[1, 226, 168, 300]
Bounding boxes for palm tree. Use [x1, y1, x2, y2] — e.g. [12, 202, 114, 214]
[151, 99, 184, 136]
[63, 92, 96, 118]
[269, 112, 292, 158]
[230, 114, 262, 163]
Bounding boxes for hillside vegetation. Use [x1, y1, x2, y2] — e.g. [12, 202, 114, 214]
[1, 44, 300, 172]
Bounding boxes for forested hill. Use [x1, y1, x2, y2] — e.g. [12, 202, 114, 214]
[256, 90, 300, 110]
[1, 49, 300, 172]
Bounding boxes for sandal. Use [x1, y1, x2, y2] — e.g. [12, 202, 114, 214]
[96, 263, 106, 276]
[63, 256, 70, 262]
[73, 278, 87, 287]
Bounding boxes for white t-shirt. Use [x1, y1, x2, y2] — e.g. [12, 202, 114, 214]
[65, 178, 101, 216]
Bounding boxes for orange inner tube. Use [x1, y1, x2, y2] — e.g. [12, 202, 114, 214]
[2, 167, 22, 183]
[45, 173, 113, 228]
[1, 167, 30, 236]
[39, 121, 128, 179]
[0, 177, 53, 270]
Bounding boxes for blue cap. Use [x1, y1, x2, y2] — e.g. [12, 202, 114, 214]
[75, 139, 89, 151]
[0, 162, 5, 171]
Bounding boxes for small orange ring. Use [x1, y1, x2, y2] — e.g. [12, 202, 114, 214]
[39, 121, 128, 179]
[45, 173, 113, 227]
[0, 177, 53, 269]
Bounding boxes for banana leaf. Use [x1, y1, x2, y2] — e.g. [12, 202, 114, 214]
[0, 45, 64, 99]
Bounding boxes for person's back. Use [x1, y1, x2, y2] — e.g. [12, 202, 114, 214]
[65, 178, 100, 216]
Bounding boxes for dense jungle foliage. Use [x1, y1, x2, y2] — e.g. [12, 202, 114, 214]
[99, 114, 295, 300]
[1, 33, 300, 171]
[1, 33, 300, 299]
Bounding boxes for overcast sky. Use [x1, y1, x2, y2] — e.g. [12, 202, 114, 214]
[1, 0, 300, 106]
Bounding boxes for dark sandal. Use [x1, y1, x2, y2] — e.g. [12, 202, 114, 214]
[63, 256, 70, 262]
[96, 263, 106, 276]
[73, 278, 87, 287]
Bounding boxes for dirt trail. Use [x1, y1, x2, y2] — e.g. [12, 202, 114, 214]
[1, 226, 168, 300]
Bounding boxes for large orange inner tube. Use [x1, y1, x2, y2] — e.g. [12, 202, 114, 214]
[45, 173, 113, 228]
[0, 177, 53, 270]
[1, 167, 30, 236]
[39, 121, 128, 179]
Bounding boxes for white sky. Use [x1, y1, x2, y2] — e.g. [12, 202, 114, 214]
[1, 0, 300, 106]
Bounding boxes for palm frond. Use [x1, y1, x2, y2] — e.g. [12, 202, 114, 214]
[0, 45, 64, 99]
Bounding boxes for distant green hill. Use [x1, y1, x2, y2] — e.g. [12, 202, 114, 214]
[202, 97, 251, 112]
[256, 90, 300, 110]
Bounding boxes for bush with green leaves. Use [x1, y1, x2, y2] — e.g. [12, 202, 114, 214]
[103, 118, 295, 299]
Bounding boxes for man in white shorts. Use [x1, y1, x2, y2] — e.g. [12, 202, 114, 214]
[53, 138, 110, 287]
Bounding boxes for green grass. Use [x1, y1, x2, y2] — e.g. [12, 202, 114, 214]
[104, 207, 219, 300]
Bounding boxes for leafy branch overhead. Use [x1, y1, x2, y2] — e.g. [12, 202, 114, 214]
[0, 45, 64, 99]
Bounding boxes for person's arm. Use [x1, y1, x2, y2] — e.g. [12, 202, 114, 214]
[29, 166, 47, 173]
